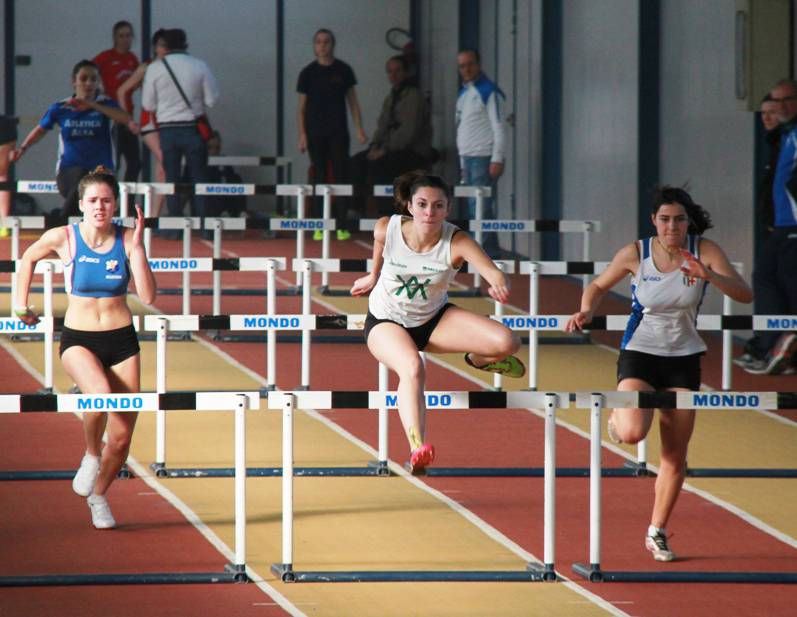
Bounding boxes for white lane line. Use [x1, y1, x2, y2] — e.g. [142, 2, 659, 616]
[0, 308, 307, 617]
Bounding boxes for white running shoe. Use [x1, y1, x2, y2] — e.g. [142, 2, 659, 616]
[87, 494, 116, 529]
[645, 527, 675, 562]
[72, 453, 100, 497]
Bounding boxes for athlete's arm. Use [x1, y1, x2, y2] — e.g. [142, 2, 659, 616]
[9, 126, 47, 162]
[346, 87, 368, 145]
[565, 242, 638, 332]
[350, 216, 388, 296]
[297, 94, 308, 153]
[116, 65, 147, 113]
[125, 206, 156, 305]
[681, 239, 752, 304]
[15, 227, 68, 324]
[451, 231, 511, 304]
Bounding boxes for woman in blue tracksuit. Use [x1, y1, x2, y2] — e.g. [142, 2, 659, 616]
[12, 60, 131, 221]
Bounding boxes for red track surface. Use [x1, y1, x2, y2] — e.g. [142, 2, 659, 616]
[2, 232, 795, 616]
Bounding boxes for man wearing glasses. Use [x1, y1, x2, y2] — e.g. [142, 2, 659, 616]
[741, 79, 797, 375]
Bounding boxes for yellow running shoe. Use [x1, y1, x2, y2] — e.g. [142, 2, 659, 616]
[336, 229, 351, 241]
[312, 229, 323, 241]
[0, 227, 9, 239]
[464, 353, 526, 378]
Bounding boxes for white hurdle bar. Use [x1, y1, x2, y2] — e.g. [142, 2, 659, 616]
[269, 390, 567, 582]
[0, 390, 258, 586]
[317, 184, 353, 291]
[571, 391, 797, 584]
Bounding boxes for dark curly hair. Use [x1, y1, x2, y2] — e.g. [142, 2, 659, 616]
[652, 185, 713, 235]
[393, 170, 453, 216]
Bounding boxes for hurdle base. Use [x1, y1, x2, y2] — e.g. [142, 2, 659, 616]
[149, 462, 168, 478]
[163, 466, 382, 477]
[0, 468, 132, 481]
[448, 287, 482, 297]
[367, 460, 392, 477]
[527, 562, 558, 582]
[0, 571, 242, 587]
[572, 562, 603, 583]
[623, 460, 654, 477]
[36, 386, 54, 395]
[117, 463, 131, 479]
[224, 563, 249, 583]
[271, 563, 295, 582]
[423, 466, 646, 478]
[318, 286, 353, 297]
[271, 569, 548, 583]
[571, 563, 797, 583]
[259, 385, 277, 397]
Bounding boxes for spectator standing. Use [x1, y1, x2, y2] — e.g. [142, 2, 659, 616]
[0, 116, 17, 237]
[93, 20, 141, 183]
[11, 60, 131, 221]
[455, 49, 506, 258]
[739, 79, 797, 374]
[297, 28, 367, 240]
[350, 55, 432, 216]
[141, 28, 218, 234]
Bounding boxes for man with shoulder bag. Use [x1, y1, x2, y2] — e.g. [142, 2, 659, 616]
[142, 28, 219, 237]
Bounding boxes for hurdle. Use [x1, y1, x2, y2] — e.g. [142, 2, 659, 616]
[571, 390, 797, 584]
[206, 154, 293, 214]
[0, 391, 258, 586]
[268, 390, 566, 582]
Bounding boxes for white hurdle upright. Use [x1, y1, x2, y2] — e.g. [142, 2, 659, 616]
[0, 391, 257, 586]
[269, 390, 565, 582]
[317, 184, 353, 291]
[571, 390, 797, 584]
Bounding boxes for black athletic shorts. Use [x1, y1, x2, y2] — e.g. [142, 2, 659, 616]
[616, 349, 703, 391]
[364, 303, 455, 351]
[59, 324, 140, 368]
[0, 116, 17, 145]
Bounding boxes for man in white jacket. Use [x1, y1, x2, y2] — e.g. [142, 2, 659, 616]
[142, 28, 219, 233]
[455, 49, 505, 257]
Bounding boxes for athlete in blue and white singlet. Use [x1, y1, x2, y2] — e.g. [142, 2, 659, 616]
[622, 234, 708, 356]
[566, 187, 752, 563]
[15, 168, 155, 530]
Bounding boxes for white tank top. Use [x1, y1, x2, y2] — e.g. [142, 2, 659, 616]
[621, 235, 708, 356]
[368, 215, 460, 327]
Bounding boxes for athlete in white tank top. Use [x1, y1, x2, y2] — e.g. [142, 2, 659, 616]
[351, 173, 527, 476]
[368, 214, 460, 327]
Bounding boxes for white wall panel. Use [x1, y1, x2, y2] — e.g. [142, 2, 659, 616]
[661, 0, 755, 315]
[152, 0, 277, 187]
[561, 0, 639, 266]
[283, 0, 410, 185]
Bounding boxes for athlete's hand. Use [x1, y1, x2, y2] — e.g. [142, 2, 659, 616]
[132, 205, 146, 248]
[487, 283, 510, 304]
[565, 310, 593, 332]
[679, 249, 710, 280]
[65, 98, 91, 111]
[14, 306, 40, 326]
[350, 274, 376, 297]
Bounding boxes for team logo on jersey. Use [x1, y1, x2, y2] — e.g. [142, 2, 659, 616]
[394, 275, 431, 300]
[682, 274, 697, 287]
[106, 259, 119, 273]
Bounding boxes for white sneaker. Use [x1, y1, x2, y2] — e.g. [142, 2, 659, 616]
[87, 494, 116, 529]
[645, 527, 675, 562]
[72, 453, 100, 497]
